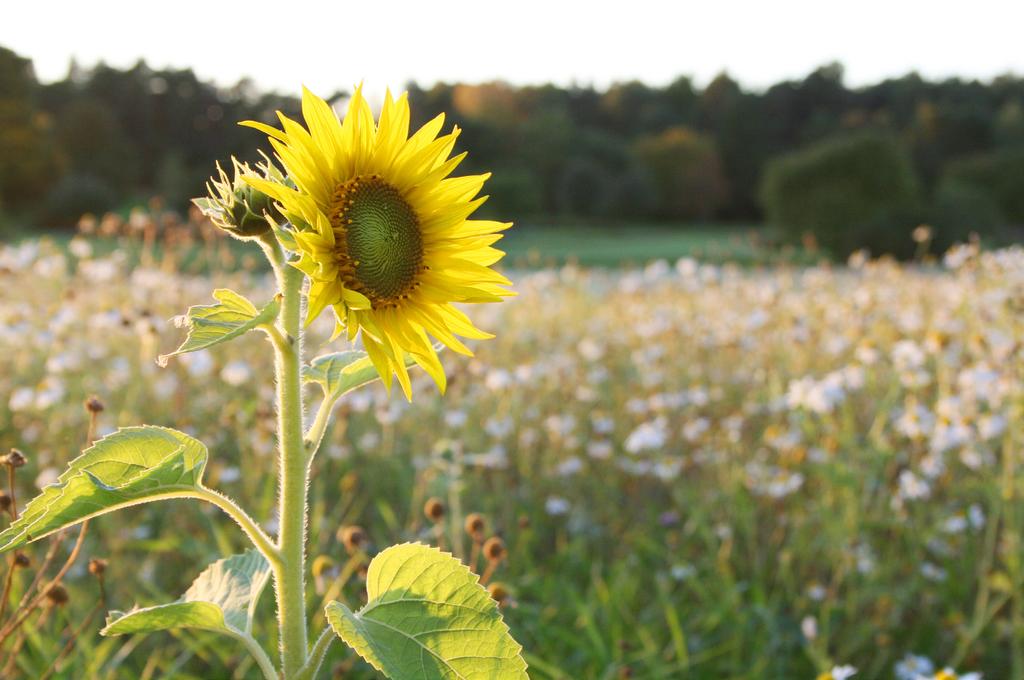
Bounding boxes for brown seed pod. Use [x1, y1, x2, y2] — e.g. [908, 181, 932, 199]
[464, 513, 486, 540]
[88, 558, 108, 576]
[424, 497, 445, 523]
[4, 449, 26, 468]
[45, 583, 69, 607]
[483, 537, 506, 563]
[13, 552, 30, 568]
[338, 525, 367, 553]
[487, 582, 509, 604]
[84, 396, 105, 413]
[0, 490, 11, 512]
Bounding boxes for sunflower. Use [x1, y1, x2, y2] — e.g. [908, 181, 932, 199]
[243, 87, 514, 399]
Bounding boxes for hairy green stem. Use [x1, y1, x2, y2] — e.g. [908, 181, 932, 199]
[262, 235, 311, 677]
[238, 631, 281, 680]
[192, 487, 281, 569]
[304, 395, 337, 457]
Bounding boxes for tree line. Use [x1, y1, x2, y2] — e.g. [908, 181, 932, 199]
[1, 45, 1022, 253]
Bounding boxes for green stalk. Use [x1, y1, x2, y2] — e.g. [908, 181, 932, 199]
[262, 235, 310, 677]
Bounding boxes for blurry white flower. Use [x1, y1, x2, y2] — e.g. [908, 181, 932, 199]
[69, 237, 93, 259]
[895, 653, 934, 680]
[220, 360, 252, 386]
[670, 564, 696, 581]
[485, 369, 512, 391]
[920, 562, 947, 582]
[806, 583, 827, 601]
[586, 440, 613, 460]
[624, 418, 668, 454]
[823, 665, 857, 680]
[556, 456, 583, 477]
[9, 387, 34, 412]
[898, 470, 931, 502]
[444, 410, 468, 429]
[800, 616, 817, 640]
[545, 496, 570, 516]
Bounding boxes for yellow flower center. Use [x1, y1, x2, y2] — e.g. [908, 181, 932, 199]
[329, 175, 424, 305]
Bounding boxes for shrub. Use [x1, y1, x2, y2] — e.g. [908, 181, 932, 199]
[760, 131, 922, 257]
[40, 173, 117, 228]
[943, 148, 1024, 225]
[928, 179, 1005, 250]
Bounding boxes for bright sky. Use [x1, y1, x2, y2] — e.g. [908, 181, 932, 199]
[3, 0, 1022, 97]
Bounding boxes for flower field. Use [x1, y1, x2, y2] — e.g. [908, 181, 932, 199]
[1, 230, 1022, 679]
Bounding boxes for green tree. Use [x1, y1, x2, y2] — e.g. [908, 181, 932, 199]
[0, 47, 57, 208]
[634, 127, 728, 221]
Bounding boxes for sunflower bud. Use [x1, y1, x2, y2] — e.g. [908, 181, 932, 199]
[193, 154, 287, 240]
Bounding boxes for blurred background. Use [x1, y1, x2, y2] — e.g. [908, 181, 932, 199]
[2, 3, 1024, 679]
[1, 1, 1022, 261]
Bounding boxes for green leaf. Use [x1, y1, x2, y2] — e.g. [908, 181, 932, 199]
[0, 426, 208, 554]
[303, 349, 429, 400]
[325, 542, 528, 680]
[101, 550, 271, 638]
[158, 288, 279, 367]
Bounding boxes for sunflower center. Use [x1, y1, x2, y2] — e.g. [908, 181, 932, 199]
[329, 175, 423, 304]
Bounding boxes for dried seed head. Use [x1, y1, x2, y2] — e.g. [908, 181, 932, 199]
[4, 449, 27, 468]
[487, 582, 509, 604]
[483, 537, 506, 563]
[13, 552, 30, 568]
[0, 490, 10, 512]
[312, 555, 336, 578]
[88, 558, 108, 576]
[45, 583, 69, 607]
[424, 497, 445, 523]
[464, 513, 486, 541]
[84, 396, 105, 414]
[338, 525, 367, 553]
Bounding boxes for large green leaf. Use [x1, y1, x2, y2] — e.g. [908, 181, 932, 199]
[326, 542, 528, 680]
[158, 288, 279, 367]
[0, 426, 208, 553]
[102, 550, 271, 637]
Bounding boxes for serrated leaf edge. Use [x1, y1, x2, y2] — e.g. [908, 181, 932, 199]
[325, 542, 527, 680]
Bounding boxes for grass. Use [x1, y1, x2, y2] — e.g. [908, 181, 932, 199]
[501, 222, 811, 268]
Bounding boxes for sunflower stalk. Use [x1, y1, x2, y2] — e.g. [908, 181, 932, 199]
[260, 233, 313, 676]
